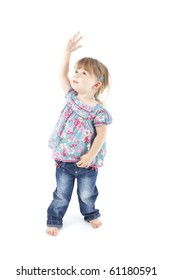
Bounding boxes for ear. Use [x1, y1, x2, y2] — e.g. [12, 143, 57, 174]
[94, 81, 102, 89]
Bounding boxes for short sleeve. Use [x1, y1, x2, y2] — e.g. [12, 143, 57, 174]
[94, 108, 113, 127]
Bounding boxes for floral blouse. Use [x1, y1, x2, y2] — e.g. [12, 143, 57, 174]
[48, 87, 112, 167]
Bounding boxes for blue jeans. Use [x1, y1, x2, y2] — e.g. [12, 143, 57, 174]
[47, 161, 100, 228]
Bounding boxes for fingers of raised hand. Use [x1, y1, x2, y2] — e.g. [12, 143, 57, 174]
[72, 32, 82, 45]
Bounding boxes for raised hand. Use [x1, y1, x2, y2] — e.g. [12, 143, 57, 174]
[66, 32, 82, 53]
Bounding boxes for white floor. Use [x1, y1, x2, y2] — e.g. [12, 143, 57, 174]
[1, 163, 172, 279]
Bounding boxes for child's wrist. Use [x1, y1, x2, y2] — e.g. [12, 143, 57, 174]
[87, 152, 95, 161]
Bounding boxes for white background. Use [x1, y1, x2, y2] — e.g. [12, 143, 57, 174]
[0, 0, 173, 279]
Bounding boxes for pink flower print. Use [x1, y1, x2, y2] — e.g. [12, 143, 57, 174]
[73, 118, 84, 129]
[56, 130, 61, 136]
[88, 113, 94, 120]
[60, 144, 68, 157]
[65, 108, 72, 119]
[62, 151, 67, 157]
[70, 143, 77, 148]
[84, 136, 91, 143]
[66, 129, 73, 135]
[83, 129, 92, 143]
[76, 147, 84, 152]
[71, 155, 78, 160]
[69, 136, 75, 142]
[73, 118, 80, 128]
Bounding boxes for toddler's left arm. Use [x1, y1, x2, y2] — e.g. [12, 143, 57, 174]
[76, 125, 107, 168]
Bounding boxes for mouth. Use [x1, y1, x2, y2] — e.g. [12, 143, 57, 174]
[73, 80, 78, 84]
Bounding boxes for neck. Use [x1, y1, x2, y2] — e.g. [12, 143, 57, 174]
[77, 93, 98, 106]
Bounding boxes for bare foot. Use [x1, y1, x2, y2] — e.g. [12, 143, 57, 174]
[89, 219, 102, 229]
[46, 227, 59, 236]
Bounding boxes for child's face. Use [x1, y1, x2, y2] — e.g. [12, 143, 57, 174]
[71, 67, 98, 94]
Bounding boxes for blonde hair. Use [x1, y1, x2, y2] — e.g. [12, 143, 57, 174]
[75, 57, 110, 103]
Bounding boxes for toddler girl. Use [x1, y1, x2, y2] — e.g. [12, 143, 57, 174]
[46, 32, 112, 236]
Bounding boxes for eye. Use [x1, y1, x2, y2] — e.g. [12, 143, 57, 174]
[82, 71, 87, 75]
[75, 70, 78, 73]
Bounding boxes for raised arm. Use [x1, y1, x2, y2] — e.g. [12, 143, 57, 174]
[59, 32, 82, 93]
